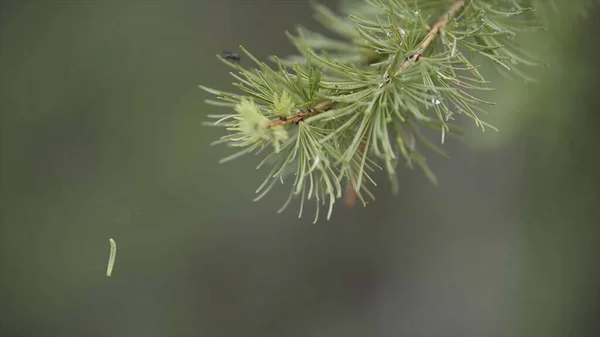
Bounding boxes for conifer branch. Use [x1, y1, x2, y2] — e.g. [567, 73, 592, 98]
[269, 0, 466, 208]
[266, 0, 466, 128]
[199, 0, 577, 222]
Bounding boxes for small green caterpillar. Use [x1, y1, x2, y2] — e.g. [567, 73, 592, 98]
[106, 238, 116, 277]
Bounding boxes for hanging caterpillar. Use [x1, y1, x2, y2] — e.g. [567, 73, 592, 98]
[106, 238, 116, 277]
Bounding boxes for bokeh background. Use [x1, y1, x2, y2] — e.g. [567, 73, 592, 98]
[0, 1, 598, 336]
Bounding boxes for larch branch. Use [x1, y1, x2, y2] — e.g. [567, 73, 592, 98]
[264, 0, 466, 129]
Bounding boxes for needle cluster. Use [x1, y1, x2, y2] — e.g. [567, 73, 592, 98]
[200, 0, 548, 222]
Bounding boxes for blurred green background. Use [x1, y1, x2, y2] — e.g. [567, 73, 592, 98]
[0, 1, 598, 336]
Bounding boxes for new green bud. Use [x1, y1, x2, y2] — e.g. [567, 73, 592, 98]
[235, 98, 269, 136]
[273, 90, 294, 117]
[234, 98, 288, 152]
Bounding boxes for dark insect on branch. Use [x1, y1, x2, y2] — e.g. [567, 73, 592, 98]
[222, 51, 241, 64]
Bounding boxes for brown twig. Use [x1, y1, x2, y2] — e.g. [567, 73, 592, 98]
[393, 0, 465, 76]
[266, 100, 335, 127]
[343, 134, 368, 208]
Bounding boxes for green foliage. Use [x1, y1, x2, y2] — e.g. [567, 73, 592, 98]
[543, 0, 600, 17]
[199, 0, 564, 222]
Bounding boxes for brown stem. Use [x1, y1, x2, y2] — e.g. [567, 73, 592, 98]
[343, 131, 368, 208]
[393, 0, 466, 76]
[266, 100, 335, 127]
[343, 181, 360, 208]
